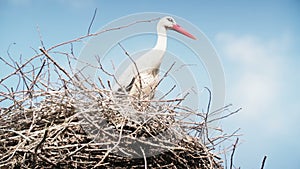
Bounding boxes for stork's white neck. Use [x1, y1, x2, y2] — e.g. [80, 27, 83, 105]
[135, 21, 168, 72]
[153, 25, 167, 52]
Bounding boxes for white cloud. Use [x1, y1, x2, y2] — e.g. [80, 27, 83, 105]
[215, 33, 288, 119]
[215, 32, 300, 169]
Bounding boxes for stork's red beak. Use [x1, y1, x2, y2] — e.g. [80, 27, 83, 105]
[172, 24, 197, 40]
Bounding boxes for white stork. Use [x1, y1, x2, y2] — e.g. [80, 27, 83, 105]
[114, 16, 196, 99]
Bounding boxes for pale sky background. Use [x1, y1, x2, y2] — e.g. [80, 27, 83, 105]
[1, 0, 300, 169]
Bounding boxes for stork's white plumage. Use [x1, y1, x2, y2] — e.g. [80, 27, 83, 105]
[115, 16, 196, 99]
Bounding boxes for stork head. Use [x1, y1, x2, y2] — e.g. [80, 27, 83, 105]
[159, 16, 197, 40]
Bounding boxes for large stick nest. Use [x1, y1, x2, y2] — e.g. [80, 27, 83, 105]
[0, 87, 223, 168]
[0, 20, 239, 168]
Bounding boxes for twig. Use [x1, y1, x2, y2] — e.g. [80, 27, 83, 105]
[261, 156, 267, 169]
[93, 55, 125, 92]
[32, 129, 48, 167]
[48, 17, 160, 52]
[70, 43, 74, 56]
[203, 87, 214, 146]
[159, 85, 176, 100]
[6, 42, 16, 66]
[39, 47, 72, 80]
[230, 138, 239, 169]
[87, 8, 97, 35]
[2, 129, 31, 142]
[29, 59, 46, 91]
[30, 46, 39, 55]
[15, 63, 32, 98]
[98, 77, 106, 89]
[204, 87, 211, 114]
[140, 146, 148, 169]
[37, 25, 46, 49]
[117, 42, 143, 94]
[0, 56, 17, 70]
[34, 129, 48, 154]
[224, 146, 228, 169]
[208, 107, 242, 123]
[210, 128, 241, 146]
[152, 62, 176, 94]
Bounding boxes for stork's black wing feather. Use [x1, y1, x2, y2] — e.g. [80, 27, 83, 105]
[117, 77, 135, 92]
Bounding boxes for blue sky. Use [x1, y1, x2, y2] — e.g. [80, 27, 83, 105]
[1, 0, 300, 168]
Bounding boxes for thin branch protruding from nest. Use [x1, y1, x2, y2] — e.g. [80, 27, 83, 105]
[230, 138, 239, 169]
[87, 8, 97, 35]
[261, 156, 267, 169]
[39, 48, 72, 80]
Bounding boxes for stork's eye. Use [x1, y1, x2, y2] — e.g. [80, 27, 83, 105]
[167, 18, 174, 22]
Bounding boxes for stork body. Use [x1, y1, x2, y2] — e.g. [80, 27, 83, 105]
[115, 16, 196, 99]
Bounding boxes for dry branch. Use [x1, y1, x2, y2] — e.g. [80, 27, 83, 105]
[261, 156, 267, 169]
[229, 138, 239, 169]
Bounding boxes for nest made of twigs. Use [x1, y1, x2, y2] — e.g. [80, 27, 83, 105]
[0, 83, 224, 169]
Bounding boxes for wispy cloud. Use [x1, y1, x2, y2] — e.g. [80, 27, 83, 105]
[215, 33, 289, 120]
[214, 32, 300, 169]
